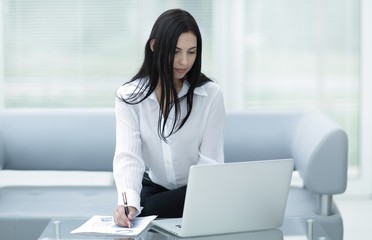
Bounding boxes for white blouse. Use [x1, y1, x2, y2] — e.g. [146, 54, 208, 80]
[113, 79, 225, 212]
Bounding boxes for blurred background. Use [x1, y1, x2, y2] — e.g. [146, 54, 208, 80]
[0, 0, 371, 239]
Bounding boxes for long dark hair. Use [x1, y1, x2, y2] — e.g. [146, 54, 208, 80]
[118, 9, 211, 141]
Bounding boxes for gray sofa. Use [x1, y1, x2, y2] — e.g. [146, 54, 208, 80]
[0, 110, 348, 240]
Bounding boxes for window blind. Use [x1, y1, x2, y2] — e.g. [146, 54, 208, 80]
[2, 0, 213, 107]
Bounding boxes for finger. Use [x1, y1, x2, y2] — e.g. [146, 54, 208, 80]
[127, 207, 137, 220]
[115, 205, 129, 227]
[125, 207, 139, 228]
[122, 206, 134, 227]
[114, 206, 123, 226]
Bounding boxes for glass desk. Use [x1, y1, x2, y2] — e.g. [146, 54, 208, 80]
[38, 217, 331, 240]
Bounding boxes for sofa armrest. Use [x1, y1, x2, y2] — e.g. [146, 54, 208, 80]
[291, 113, 348, 195]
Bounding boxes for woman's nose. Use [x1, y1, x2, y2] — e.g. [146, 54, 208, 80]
[178, 53, 188, 65]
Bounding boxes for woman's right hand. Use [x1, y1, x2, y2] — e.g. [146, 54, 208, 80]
[114, 205, 137, 228]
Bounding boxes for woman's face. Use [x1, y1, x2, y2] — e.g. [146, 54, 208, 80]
[173, 32, 197, 81]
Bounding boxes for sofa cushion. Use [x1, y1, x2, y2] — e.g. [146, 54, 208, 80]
[0, 110, 115, 171]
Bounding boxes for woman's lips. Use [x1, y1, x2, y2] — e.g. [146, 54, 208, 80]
[175, 68, 187, 74]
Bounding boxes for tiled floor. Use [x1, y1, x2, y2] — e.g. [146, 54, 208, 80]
[335, 196, 372, 240]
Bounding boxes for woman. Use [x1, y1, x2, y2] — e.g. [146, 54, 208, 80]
[113, 9, 225, 227]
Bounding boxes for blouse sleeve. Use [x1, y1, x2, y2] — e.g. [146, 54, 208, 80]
[198, 87, 225, 165]
[113, 95, 145, 213]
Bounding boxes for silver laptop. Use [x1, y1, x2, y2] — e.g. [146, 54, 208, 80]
[152, 158, 294, 237]
[152, 227, 284, 240]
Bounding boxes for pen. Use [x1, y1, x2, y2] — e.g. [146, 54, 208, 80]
[122, 192, 131, 228]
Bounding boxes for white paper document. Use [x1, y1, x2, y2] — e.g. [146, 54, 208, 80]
[71, 215, 157, 237]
